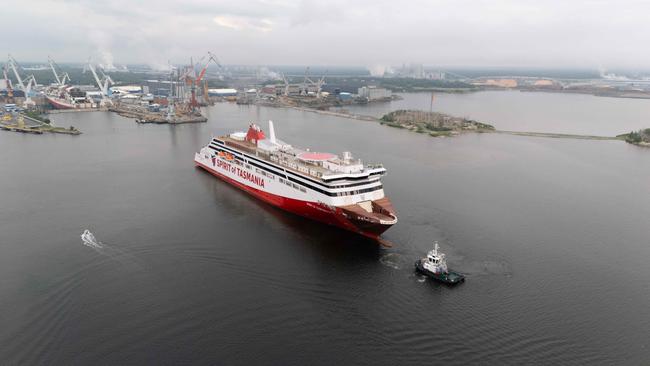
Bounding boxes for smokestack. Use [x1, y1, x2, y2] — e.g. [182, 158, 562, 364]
[269, 120, 276, 144]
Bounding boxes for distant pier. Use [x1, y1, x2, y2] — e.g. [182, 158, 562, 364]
[0, 112, 81, 135]
[493, 130, 619, 141]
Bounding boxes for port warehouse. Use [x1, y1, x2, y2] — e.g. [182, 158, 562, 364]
[105, 81, 387, 100]
[358, 86, 392, 101]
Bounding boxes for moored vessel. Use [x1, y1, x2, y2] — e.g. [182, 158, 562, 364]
[45, 86, 96, 110]
[194, 121, 397, 240]
[46, 94, 76, 109]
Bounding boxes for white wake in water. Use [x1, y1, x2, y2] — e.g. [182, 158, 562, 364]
[81, 229, 103, 249]
[379, 253, 401, 270]
[80, 229, 144, 270]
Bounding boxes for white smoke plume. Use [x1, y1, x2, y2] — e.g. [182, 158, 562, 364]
[258, 66, 281, 80]
[368, 64, 393, 77]
[89, 30, 116, 70]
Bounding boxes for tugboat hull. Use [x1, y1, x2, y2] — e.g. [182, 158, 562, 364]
[415, 260, 465, 285]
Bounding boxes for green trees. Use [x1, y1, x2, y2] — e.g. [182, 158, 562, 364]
[621, 129, 649, 144]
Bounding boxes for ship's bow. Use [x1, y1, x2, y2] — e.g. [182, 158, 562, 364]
[338, 197, 398, 239]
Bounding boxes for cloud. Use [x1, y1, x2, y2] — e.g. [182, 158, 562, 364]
[4, 0, 650, 69]
[214, 15, 274, 32]
[290, 0, 345, 26]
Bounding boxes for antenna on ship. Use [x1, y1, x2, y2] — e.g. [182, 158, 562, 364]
[268, 120, 276, 144]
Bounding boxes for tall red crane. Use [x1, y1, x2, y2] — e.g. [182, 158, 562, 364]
[190, 52, 221, 108]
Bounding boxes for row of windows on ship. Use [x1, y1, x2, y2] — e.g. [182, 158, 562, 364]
[240, 162, 378, 197]
[275, 174, 379, 197]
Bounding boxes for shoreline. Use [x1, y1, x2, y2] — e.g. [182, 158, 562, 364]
[266, 103, 629, 142]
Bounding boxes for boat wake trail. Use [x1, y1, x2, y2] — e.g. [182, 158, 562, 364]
[81, 229, 103, 250]
[461, 260, 512, 276]
[80, 229, 143, 269]
[379, 252, 402, 270]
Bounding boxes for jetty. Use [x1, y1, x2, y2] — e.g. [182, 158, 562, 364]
[0, 112, 81, 135]
[494, 130, 619, 141]
[109, 105, 207, 124]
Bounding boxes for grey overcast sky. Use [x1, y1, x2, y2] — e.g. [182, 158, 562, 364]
[5, 0, 650, 69]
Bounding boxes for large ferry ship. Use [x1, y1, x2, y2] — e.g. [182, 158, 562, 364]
[194, 121, 397, 240]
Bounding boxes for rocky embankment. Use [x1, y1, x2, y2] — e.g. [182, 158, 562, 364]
[379, 109, 494, 137]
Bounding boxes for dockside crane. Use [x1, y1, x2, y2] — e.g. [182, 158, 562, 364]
[193, 52, 221, 107]
[202, 80, 210, 105]
[2, 64, 14, 103]
[313, 72, 327, 98]
[84, 59, 114, 106]
[301, 67, 327, 98]
[7, 54, 36, 107]
[177, 61, 195, 111]
[174, 52, 222, 112]
[23, 75, 37, 94]
[300, 66, 327, 99]
[48, 57, 70, 86]
[301, 67, 310, 95]
[281, 73, 290, 96]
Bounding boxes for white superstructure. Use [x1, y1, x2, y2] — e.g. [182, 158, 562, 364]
[194, 120, 398, 239]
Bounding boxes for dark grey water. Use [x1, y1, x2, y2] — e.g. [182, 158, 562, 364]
[336, 90, 650, 136]
[0, 100, 649, 365]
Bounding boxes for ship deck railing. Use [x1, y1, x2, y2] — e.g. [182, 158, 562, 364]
[222, 137, 372, 183]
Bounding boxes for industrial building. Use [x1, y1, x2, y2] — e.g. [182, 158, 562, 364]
[208, 88, 238, 97]
[357, 86, 392, 101]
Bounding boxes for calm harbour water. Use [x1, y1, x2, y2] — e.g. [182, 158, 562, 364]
[337, 90, 650, 136]
[0, 91, 649, 365]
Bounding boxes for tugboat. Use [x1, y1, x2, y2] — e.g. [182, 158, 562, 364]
[415, 242, 465, 285]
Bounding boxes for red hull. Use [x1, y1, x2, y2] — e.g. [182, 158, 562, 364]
[195, 161, 392, 240]
[46, 96, 75, 110]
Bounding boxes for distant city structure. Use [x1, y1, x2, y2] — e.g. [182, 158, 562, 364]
[358, 86, 391, 101]
[384, 63, 446, 80]
[428, 71, 446, 80]
[402, 63, 425, 79]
